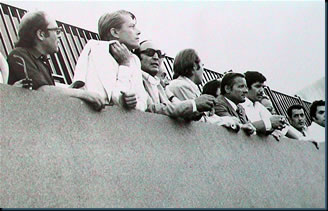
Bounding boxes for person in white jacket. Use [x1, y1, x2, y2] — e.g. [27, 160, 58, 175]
[73, 10, 148, 111]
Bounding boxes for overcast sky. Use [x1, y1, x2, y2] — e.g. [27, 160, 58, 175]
[3, 0, 325, 96]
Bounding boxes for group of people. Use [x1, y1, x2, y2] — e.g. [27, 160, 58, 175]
[0, 10, 325, 146]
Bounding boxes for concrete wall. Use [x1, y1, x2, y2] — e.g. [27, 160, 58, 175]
[0, 84, 325, 208]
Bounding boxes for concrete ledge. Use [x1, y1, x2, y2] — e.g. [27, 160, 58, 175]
[0, 84, 325, 208]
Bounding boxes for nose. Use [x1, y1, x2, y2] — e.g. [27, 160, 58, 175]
[152, 52, 159, 59]
[243, 87, 248, 93]
[259, 87, 264, 94]
[136, 27, 141, 36]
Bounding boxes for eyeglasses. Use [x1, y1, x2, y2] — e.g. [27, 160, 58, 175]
[140, 48, 165, 59]
[47, 27, 63, 35]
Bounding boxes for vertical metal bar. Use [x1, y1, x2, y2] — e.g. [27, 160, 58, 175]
[7, 6, 18, 37]
[64, 25, 79, 62]
[60, 23, 78, 64]
[0, 4, 14, 50]
[0, 29, 8, 56]
[12, 7, 22, 23]
[69, 26, 83, 55]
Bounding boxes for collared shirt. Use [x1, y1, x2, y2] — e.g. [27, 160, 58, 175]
[307, 122, 325, 143]
[142, 71, 161, 104]
[165, 76, 198, 111]
[240, 97, 272, 131]
[7, 47, 55, 90]
[142, 72, 198, 118]
[166, 76, 201, 100]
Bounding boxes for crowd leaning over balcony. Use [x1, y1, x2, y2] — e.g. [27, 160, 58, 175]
[0, 10, 325, 147]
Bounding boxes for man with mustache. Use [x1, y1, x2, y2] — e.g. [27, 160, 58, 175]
[240, 71, 290, 138]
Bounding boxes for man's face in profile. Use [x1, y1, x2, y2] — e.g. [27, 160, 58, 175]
[313, 105, 325, 127]
[247, 82, 265, 102]
[116, 14, 141, 50]
[226, 77, 248, 104]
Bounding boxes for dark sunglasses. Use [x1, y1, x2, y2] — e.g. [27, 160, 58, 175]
[140, 48, 165, 58]
[46, 27, 63, 35]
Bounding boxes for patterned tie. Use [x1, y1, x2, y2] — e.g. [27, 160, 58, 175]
[236, 105, 248, 124]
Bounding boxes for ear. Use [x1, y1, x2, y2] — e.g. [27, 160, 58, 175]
[193, 62, 200, 71]
[110, 28, 120, 39]
[36, 29, 46, 41]
[224, 85, 231, 94]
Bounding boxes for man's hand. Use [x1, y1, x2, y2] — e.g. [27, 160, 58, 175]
[271, 130, 283, 142]
[270, 115, 288, 130]
[241, 122, 256, 136]
[13, 78, 33, 89]
[80, 91, 106, 111]
[195, 94, 216, 112]
[109, 42, 132, 66]
[121, 91, 137, 109]
[219, 116, 241, 132]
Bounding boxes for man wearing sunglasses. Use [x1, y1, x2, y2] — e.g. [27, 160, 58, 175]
[135, 41, 221, 119]
[6, 11, 105, 111]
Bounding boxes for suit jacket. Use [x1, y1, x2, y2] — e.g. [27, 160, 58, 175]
[214, 94, 239, 118]
[166, 76, 201, 100]
[7, 47, 55, 90]
[142, 73, 195, 118]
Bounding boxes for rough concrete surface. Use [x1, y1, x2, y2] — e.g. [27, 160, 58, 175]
[0, 84, 325, 208]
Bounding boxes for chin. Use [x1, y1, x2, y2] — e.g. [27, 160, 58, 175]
[128, 42, 140, 50]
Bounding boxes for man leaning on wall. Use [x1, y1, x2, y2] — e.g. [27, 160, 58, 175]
[166, 48, 239, 129]
[134, 40, 216, 119]
[72, 10, 149, 111]
[6, 11, 105, 111]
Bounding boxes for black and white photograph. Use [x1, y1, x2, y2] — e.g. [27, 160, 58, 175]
[0, 0, 325, 208]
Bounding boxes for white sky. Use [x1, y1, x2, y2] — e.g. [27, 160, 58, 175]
[3, 0, 325, 96]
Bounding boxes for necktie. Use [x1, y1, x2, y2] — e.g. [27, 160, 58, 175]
[236, 105, 248, 124]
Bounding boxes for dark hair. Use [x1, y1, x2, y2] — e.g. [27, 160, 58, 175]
[309, 100, 325, 120]
[133, 40, 149, 59]
[202, 79, 222, 97]
[220, 72, 245, 95]
[244, 71, 266, 89]
[287, 104, 305, 118]
[15, 11, 49, 48]
[173, 49, 200, 79]
[98, 10, 136, 41]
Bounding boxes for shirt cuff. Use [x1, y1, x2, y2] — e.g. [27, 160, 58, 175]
[191, 100, 197, 112]
[263, 118, 272, 131]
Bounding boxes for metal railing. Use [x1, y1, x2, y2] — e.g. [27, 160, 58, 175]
[0, 2, 313, 125]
